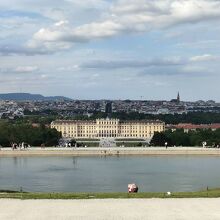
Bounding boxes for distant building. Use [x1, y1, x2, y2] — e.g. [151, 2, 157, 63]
[105, 102, 112, 115]
[51, 118, 165, 139]
[170, 92, 180, 104]
[157, 108, 170, 114]
[177, 92, 180, 102]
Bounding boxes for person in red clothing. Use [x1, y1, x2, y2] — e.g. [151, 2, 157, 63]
[128, 183, 138, 193]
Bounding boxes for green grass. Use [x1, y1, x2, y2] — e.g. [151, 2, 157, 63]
[116, 139, 145, 141]
[1, 188, 220, 199]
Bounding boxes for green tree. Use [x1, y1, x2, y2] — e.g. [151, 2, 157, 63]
[150, 132, 171, 146]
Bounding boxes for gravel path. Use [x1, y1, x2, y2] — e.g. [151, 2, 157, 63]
[1, 147, 220, 156]
[1, 198, 220, 220]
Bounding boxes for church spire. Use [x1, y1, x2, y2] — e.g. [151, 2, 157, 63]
[177, 92, 180, 102]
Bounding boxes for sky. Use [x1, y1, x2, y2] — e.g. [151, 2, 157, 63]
[0, 0, 220, 101]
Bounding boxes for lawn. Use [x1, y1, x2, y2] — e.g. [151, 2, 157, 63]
[1, 188, 220, 199]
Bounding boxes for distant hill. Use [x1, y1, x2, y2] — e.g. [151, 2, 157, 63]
[0, 93, 72, 101]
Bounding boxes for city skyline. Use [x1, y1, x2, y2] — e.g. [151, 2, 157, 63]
[1, 0, 220, 101]
[0, 91, 219, 102]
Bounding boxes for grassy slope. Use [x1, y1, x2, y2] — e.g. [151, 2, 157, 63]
[1, 188, 220, 199]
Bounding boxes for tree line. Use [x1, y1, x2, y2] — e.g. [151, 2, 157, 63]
[22, 111, 220, 125]
[150, 129, 220, 147]
[62, 112, 220, 124]
[0, 121, 61, 147]
[108, 112, 220, 124]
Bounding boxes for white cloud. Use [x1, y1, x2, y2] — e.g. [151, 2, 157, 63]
[33, 20, 123, 42]
[190, 54, 219, 62]
[40, 74, 48, 78]
[54, 20, 69, 27]
[15, 66, 39, 73]
[29, 0, 220, 51]
[80, 57, 184, 69]
[65, 0, 109, 9]
[0, 44, 56, 56]
[181, 65, 207, 73]
[57, 65, 80, 72]
[0, 66, 39, 74]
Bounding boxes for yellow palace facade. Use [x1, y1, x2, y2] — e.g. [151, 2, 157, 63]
[51, 118, 165, 139]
